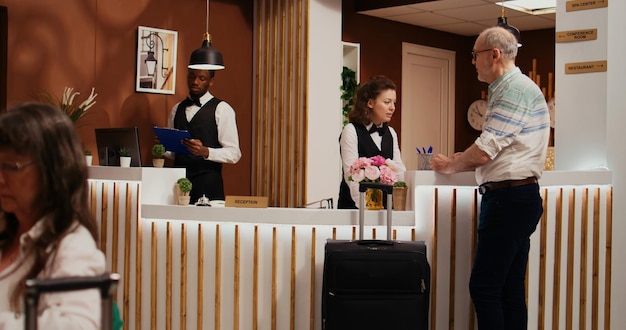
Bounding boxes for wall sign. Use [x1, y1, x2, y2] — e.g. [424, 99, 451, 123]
[556, 29, 597, 42]
[565, 60, 607, 74]
[566, 0, 608, 12]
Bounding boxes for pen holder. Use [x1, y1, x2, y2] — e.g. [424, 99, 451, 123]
[418, 153, 433, 170]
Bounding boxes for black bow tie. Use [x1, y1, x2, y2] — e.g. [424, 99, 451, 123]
[183, 97, 202, 107]
[368, 124, 387, 136]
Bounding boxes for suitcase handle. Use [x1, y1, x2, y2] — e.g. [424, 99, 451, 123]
[356, 240, 395, 247]
[358, 182, 393, 240]
[24, 273, 120, 330]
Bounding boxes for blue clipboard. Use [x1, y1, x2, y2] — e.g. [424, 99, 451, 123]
[152, 126, 192, 155]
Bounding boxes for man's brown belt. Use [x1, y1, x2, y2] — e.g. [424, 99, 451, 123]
[478, 176, 538, 195]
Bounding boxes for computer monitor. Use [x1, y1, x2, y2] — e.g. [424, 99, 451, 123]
[95, 127, 142, 167]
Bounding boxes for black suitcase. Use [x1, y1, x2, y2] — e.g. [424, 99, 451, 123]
[322, 182, 430, 330]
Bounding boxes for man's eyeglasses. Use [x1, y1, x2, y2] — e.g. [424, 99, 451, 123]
[0, 161, 34, 174]
[471, 48, 493, 61]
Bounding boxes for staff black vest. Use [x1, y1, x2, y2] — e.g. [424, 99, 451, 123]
[173, 97, 223, 177]
[337, 123, 394, 209]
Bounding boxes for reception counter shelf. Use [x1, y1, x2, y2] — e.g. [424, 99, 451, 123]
[88, 167, 612, 330]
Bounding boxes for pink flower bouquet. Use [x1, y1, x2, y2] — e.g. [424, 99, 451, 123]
[348, 155, 398, 185]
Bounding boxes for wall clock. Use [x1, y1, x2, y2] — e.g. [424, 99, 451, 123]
[547, 98, 555, 128]
[467, 99, 487, 131]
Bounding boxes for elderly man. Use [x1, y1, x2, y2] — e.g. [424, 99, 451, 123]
[430, 27, 550, 329]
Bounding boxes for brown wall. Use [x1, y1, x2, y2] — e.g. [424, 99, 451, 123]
[342, 0, 555, 152]
[0, 6, 6, 111]
[0, 0, 254, 197]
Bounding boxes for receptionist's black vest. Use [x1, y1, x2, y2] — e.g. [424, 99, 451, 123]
[337, 123, 393, 209]
[173, 97, 223, 177]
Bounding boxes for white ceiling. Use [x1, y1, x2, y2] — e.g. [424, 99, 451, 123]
[357, 0, 556, 37]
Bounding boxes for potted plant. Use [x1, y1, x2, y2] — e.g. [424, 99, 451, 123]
[119, 147, 131, 167]
[176, 177, 193, 205]
[84, 149, 93, 166]
[340, 66, 359, 127]
[38, 86, 97, 128]
[151, 143, 166, 168]
[392, 181, 408, 211]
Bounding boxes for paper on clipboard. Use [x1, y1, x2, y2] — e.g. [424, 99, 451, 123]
[152, 126, 192, 155]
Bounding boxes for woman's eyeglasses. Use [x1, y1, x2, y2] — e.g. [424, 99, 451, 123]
[471, 48, 493, 61]
[0, 161, 34, 174]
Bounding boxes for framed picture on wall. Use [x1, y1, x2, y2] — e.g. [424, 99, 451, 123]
[135, 26, 178, 94]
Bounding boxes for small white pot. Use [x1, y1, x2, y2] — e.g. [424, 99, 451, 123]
[120, 156, 131, 167]
[85, 155, 93, 166]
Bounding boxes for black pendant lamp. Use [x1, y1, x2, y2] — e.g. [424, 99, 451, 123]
[496, 1, 522, 47]
[188, 0, 225, 70]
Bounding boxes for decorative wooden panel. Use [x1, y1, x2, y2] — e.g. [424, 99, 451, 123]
[253, 0, 308, 207]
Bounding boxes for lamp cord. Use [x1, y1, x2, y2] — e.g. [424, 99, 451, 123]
[206, 0, 209, 32]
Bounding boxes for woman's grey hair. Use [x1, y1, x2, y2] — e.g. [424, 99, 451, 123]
[481, 27, 518, 60]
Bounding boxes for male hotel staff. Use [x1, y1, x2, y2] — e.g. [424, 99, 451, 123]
[167, 69, 241, 203]
[430, 27, 550, 329]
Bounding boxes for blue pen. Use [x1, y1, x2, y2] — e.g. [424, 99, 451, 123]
[428, 146, 433, 154]
[422, 147, 427, 154]
[416, 147, 421, 154]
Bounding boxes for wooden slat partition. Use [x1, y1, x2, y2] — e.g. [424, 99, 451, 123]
[197, 224, 204, 330]
[552, 189, 564, 329]
[566, 190, 575, 329]
[234, 225, 240, 330]
[181, 224, 187, 330]
[123, 185, 132, 329]
[579, 189, 589, 328]
[253, 0, 308, 207]
[431, 188, 439, 330]
[538, 189, 549, 330]
[604, 188, 613, 330]
[449, 189, 457, 330]
[469, 189, 478, 330]
[166, 222, 173, 330]
[135, 193, 143, 330]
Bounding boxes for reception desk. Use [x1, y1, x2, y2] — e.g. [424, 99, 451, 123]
[88, 167, 612, 330]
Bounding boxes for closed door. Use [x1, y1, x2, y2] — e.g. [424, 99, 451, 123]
[401, 43, 455, 170]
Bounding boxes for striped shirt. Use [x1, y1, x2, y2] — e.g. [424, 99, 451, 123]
[475, 67, 550, 185]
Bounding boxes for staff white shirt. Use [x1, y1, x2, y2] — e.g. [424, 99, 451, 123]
[168, 91, 242, 164]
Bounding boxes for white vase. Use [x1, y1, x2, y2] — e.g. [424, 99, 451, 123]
[120, 156, 131, 167]
[85, 155, 93, 166]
